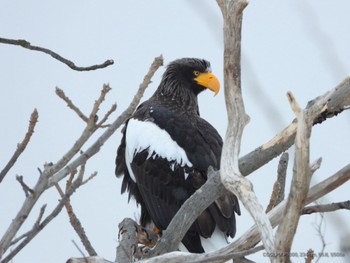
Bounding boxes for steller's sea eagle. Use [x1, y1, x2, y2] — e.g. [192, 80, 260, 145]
[115, 58, 240, 253]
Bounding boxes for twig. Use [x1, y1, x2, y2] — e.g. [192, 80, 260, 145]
[313, 210, 326, 263]
[0, 37, 114, 71]
[0, 109, 38, 183]
[302, 200, 350, 214]
[96, 103, 117, 128]
[55, 167, 98, 257]
[9, 204, 47, 246]
[56, 87, 89, 123]
[15, 175, 34, 197]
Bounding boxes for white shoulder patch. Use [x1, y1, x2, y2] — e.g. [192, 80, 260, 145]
[125, 118, 193, 182]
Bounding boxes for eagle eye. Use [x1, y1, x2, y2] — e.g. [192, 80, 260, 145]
[193, 70, 200, 76]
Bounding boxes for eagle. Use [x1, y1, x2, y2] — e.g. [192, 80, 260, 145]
[115, 58, 240, 253]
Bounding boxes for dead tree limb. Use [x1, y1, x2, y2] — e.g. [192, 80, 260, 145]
[275, 91, 329, 262]
[217, 0, 275, 257]
[0, 37, 114, 71]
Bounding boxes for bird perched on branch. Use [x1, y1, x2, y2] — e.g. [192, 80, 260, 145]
[115, 58, 240, 253]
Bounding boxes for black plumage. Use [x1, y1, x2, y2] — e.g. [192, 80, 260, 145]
[115, 58, 240, 253]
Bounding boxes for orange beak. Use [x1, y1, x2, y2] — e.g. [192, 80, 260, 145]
[194, 72, 220, 96]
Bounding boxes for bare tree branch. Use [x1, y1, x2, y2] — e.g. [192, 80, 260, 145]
[302, 200, 350, 214]
[239, 76, 350, 177]
[216, 0, 275, 257]
[0, 109, 38, 183]
[0, 37, 114, 71]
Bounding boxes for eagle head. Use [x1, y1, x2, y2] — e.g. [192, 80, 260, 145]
[160, 58, 220, 97]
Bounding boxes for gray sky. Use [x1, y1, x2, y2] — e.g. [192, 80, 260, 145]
[1, 1, 350, 262]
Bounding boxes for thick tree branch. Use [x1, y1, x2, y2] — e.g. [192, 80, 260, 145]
[217, 0, 275, 257]
[0, 109, 38, 183]
[0, 37, 114, 71]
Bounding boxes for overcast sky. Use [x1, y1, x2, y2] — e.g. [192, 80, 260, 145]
[1, 1, 350, 262]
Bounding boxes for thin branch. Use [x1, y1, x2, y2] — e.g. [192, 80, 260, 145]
[313, 211, 326, 263]
[56, 87, 89, 123]
[302, 200, 350, 214]
[56, 167, 98, 257]
[0, 37, 114, 71]
[96, 103, 117, 128]
[16, 175, 34, 197]
[9, 204, 47, 247]
[0, 109, 38, 183]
